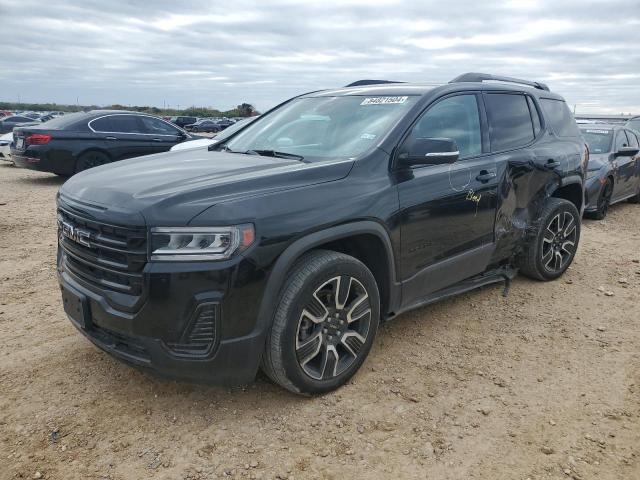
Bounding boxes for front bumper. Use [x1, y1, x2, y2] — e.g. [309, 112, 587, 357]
[57, 248, 269, 386]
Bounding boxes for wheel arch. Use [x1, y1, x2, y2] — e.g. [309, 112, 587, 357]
[550, 179, 584, 213]
[255, 221, 399, 335]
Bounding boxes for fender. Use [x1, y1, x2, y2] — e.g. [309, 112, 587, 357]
[253, 220, 400, 336]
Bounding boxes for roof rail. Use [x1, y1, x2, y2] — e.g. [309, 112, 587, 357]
[344, 79, 405, 87]
[449, 72, 550, 91]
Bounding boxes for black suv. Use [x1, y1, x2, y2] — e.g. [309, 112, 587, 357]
[57, 73, 587, 394]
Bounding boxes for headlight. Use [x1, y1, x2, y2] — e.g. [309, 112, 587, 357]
[150, 225, 255, 261]
[586, 170, 599, 180]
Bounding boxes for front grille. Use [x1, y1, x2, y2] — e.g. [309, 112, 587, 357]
[58, 207, 147, 296]
[166, 302, 218, 357]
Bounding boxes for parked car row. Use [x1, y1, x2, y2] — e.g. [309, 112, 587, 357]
[580, 124, 640, 218]
[52, 73, 601, 394]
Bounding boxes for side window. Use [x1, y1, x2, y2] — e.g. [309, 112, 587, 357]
[485, 93, 534, 151]
[410, 94, 482, 159]
[91, 115, 143, 133]
[625, 130, 639, 148]
[615, 130, 629, 151]
[139, 116, 180, 135]
[526, 96, 542, 136]
[539, 98, 580, 137]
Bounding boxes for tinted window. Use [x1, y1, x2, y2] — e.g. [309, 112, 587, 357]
[539, 98, 580, 137]
[91, 115, 143, 133]
[526, 96, 542, 136]
[580, 128, 613, 154]
[485, 93, 534, 151]
[411, 94, 482, 159]
[9, 116, 34, 122]
[139, 116, 180, 135]
[625, 130, 639, 148]
[626, 119, 640, 132]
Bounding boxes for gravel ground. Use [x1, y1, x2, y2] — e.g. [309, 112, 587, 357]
[1, 162, 639, 480]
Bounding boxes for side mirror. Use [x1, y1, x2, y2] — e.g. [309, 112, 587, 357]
[398, 137, 459, 166]
[615, 146, 639, 157]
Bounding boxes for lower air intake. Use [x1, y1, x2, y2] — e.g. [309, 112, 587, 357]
[166, 302, 218, 358]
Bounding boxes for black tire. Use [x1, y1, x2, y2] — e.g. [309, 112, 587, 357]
[192, 127, 199, 133]
[76, 151, 110, 173]
[519, 198, 581, 281]
[586, 178, 613, 219]
[261, 250, 380, 395]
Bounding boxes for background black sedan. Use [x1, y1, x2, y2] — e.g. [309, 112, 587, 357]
[11, 110, 197, 176]
[581, 124, 640, 219]
[0, 115, 41, 133]
[184, 119, 222, 133]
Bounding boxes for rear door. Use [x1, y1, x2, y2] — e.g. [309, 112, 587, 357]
[89, 114, 153, 160]
[396, 92, 499, 303]
[137, 116, 185, 153]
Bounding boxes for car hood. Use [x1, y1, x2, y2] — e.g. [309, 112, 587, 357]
[59, 149, 354, 226]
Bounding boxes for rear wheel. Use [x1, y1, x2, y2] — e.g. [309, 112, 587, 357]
[76, 151, 109, 173]
[262, 250, 380, 395]
[519, 198, 580, 281]
[586, 178, 613, 219]
[192, 127, 199, 133]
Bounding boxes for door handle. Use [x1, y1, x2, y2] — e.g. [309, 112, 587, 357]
[152, 138, 162, 142]
[104, 136, 117, 141]
[545, 159, 561, 169]
[476, 170, 496, 182]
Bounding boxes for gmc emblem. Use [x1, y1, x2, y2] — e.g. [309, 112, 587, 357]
[58, 219, 92, 248]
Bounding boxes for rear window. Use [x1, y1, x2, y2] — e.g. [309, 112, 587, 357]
[580, 128, 613, 153]
[31, 112, 89, 130]
[626, 130, 639, 148]
[485, 93, 534, 151]
[540, 98, 580, 137]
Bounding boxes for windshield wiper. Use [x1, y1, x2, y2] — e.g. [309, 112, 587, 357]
[244, 149, 305, 161]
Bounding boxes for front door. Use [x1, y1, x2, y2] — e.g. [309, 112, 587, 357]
[396, 93, 499, 304]
[613, 130, 637, 200]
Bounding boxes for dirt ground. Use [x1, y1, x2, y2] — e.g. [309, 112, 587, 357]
[1, 162, 639, 480]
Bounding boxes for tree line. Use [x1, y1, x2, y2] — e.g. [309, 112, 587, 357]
[0, 102, 258, 118]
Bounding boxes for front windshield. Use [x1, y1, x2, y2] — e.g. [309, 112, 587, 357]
[581, 128, 613, 154]
[222, 95, 418, 161]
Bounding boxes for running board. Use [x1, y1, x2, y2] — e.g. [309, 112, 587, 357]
[387, 265, 517, 321]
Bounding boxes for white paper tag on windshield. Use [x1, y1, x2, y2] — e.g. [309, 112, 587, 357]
[585, 129, 610, 135]
[361, 96, 408, 105]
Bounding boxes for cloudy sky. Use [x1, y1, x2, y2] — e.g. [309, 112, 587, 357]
[0, 0, 638, 114]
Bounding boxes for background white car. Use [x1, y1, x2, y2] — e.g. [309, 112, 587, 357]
[0, 132, 13, 163]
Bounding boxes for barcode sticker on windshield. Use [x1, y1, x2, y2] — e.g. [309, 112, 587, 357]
[585, 130, 611, 135]
[361, 96, 408, 105]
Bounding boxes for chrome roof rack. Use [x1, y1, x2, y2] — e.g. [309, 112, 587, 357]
[449, 72, 550, 91]
[344, 79, 405, 87]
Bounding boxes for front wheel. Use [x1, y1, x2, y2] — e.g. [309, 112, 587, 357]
[586, 178, 613, 219]
[519, 198, 581, 281]
[262, 250, 380, 395]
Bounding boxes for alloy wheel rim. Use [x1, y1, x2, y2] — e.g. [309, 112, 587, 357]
[84, 153, 106, 169]
[541, 211, 577, 273]
[295, 276, 372, 380]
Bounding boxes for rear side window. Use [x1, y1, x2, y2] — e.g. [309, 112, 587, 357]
[485, 93, 534, 151]
[139, 116, 180, 135]
[539, 99, 580, 137]
[91, 115, 143, 133]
